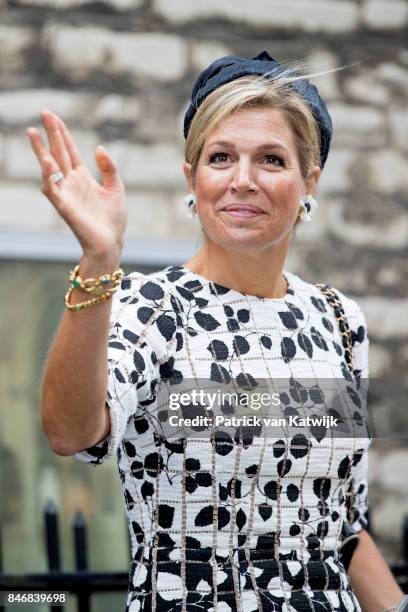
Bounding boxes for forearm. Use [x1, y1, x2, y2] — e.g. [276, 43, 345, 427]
[348, 529, 404, 611]
[41, 252, 120, 455]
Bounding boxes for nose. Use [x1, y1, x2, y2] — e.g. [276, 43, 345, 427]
[229, 158, 259, 193]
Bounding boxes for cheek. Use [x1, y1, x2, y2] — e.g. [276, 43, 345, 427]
[194, 168, 230, 201]
[260, 175, 303, 207]
[265, 171, 301, 192]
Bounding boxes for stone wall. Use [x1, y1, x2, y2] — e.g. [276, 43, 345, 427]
[0, 0, 407, 562]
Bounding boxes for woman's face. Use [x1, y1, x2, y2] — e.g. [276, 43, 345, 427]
[184, 107, 321, 254]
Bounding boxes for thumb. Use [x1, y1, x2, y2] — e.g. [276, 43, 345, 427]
[95, 145, 122, 190]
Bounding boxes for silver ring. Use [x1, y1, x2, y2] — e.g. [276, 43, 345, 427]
[50, 171, 64, 183]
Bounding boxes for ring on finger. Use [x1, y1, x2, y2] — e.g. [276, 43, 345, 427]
[50, 171, 64, 183]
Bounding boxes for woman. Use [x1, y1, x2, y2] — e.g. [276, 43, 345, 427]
[28, 52, 406, 611]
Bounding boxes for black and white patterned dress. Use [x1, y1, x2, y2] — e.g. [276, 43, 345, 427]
[74, 265, 370, 612]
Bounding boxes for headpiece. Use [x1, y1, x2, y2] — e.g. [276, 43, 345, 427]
[183, 50, 333, 168]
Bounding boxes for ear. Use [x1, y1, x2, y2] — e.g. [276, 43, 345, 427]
[304, 165, 321, 196]
[183, 162, 195, 192]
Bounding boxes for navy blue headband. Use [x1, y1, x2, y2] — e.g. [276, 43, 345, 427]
[183, 50, 333, 169]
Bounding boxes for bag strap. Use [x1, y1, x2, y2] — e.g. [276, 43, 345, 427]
[315, 283, 355, 376]
[316, 283, 361, 553]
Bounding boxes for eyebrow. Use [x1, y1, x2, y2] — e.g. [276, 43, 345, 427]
[205, 140, 289, 153]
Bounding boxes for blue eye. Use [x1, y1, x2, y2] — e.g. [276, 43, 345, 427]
[208, 152, 229, 163]
[207, 152, 285, 166]
[264, 155, 284, 167]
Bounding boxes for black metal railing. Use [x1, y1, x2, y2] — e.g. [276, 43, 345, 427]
[0, 501, 128, 612]
[0, 502, 407, 611]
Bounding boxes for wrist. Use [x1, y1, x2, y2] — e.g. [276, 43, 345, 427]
[79, 252, 123, 277]
[82, 239, 124, 263]
[67, 255, 123, 307]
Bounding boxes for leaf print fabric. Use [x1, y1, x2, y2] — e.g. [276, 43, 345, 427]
[74, 265, 370, 611]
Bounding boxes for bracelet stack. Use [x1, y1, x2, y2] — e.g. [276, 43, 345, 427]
[64, 264, 124, 312]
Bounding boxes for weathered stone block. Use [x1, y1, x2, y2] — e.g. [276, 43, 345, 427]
[111, 33, 188, 81]
[43, 25, 111, 79]
[400, 343, 408, 367]
[191, 41, 233, 72]
[376, 450, 408, 491]
[326, 198, 408, 249]
[13, 0, 143, 7]
[126, 191, 175, 239]
[106, 141, 184, 188]
[45, 26, 187, 82]
[154, 0, 359, 32]
[329, 104, 385, 147]
[138, 95, 181, 141]
[377, 62, 408, 94]
[400, 49, 408, 66]
[376, 264, 405, 291]
[368, 344, 392, 378]
[305, 48, 341, 101]
[362, 0, 408, 30]
[13, 0, 78, 6]
[389, 107, 408, 153]
[94, 0, 143, 8]
[0, 133, 4, 173]
[358, 297, 408, 339]
[0, 90, 96, 123]
[343, 72, 389, 106]
[0, 26, 35, 72]
[93, 95, 141, 124]
[366, 150, 408, 194]
[318, 149, 353, 194]
[0, 183, 59, 230]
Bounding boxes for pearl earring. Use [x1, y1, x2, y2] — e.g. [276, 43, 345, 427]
[184, 193, 197, 219]
[298, 194, 318, 223]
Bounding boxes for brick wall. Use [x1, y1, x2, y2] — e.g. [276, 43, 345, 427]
[0, 0, 407, 560]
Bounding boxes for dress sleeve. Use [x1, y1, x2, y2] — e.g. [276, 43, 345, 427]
[342, 300, 370, 532]
[73, 272, 175, 466]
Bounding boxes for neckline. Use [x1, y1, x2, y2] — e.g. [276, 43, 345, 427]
[170, 265, 296, 303]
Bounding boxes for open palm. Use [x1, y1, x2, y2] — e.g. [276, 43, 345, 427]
[28, 110, 127, 258]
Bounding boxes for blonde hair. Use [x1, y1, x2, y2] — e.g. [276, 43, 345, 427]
[185, 71, 325, 179]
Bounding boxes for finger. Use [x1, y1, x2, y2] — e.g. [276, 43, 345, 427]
[54, 114, 84, 168]
[27, 127, 49, 165]
[95, 146, 123, 191]
[28, 125, 68, 214]
[41, 110, 72, 176]
[27, 127, 60, 190]
[28, 128, 62, 188]
[40, 154, 65, 201]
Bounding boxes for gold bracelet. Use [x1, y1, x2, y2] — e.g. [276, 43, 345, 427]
[69, 264, 124, 296]
[64, 285, 115, 311]
[65, 262, 124, 311]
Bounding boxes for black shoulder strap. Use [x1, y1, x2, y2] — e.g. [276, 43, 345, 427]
[315, 283, 355, 376]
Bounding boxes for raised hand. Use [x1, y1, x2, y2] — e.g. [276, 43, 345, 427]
[27, 110, 127, 259]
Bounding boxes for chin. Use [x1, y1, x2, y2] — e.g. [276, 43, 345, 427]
[207, 228, 284, 252]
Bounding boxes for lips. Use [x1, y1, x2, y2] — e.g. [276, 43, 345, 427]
[223, 204, 264, 214]
[222, 204, 265, 219]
